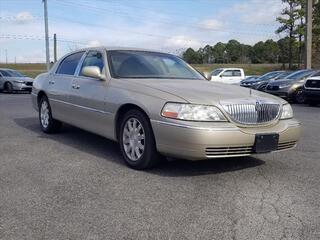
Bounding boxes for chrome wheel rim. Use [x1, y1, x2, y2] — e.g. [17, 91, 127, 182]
[296, 90, 305, 103]
[122, 118, 145, 161]
[40, 101, 50, 128]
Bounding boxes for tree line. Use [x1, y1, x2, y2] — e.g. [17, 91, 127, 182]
[182, 0, 320, 69]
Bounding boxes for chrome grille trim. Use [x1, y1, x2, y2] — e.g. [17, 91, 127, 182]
[276, 141, 297, 150]
[205, 146, 253, 156]
[221, 99, 281, 125]
[205, 141, 297, 157]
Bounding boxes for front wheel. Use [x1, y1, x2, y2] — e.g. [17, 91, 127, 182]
[4, 82, 13, 93]
[119, 109, 161, 170]
[294, 89, 306, 104]
[38, 96, 62, 133]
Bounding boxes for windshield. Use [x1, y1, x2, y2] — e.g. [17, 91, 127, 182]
[0, 70, 25, 77]
[108, 50, 205, 80]
[286, 70, 314, 80]
[274, 71, 292, 80]
[210, 69, 223, 76]
[257, 71, 282, 81]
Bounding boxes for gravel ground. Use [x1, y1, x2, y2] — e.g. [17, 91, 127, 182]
[0, 93, 319, 240]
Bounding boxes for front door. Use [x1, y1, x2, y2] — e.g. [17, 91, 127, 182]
[69, 50, 113, 137]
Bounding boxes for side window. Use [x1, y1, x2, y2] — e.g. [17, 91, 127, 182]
[221, 70, 233, 77]
[56, 51, 85, 75]
[80, 51, 104, 76]
[233, 70, 241, 77]
[0, 70, 10, 77]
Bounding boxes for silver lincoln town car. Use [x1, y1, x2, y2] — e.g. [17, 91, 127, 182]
[31, 47, 301, 169]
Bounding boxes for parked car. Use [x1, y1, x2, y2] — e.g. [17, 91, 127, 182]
[265, 69, 316, 103]
[31, 47, 301, 169]
[0, 68, 34, 93]
[240, 71, 290, 91]
[303, 74, 320, 106]
[240, 75, 260, 83]
[208, 68, 245, 84]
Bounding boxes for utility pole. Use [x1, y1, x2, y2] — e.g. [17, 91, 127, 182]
[305, 0, 313, 69]
[5, 49, 7, 64]
[54, 33, 57, 63]
[43, 0, 50, 71]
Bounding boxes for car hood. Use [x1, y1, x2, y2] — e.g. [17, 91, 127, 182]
[129, 79, 285, 105]
[268, 78, 297, 86]
[4, 76, 34, 82]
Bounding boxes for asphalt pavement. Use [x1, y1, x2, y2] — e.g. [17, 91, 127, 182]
[0, 93, 320, 240]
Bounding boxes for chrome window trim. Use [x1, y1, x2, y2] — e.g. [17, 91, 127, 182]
[150, 119, 239, 131]
[54, 51, 86, 76]
[50, 98, 112, 115]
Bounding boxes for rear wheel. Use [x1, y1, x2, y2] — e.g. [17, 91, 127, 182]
[4, 82, 13, 93]
[294, 89, 306, 104]
[119, 109, 161, 169]
[38, 96, 62, 133]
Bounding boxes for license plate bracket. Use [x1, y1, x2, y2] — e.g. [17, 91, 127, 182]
[254, 134, 279, 153]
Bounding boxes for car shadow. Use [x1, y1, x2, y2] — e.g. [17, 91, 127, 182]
[14, 117, 265, 176]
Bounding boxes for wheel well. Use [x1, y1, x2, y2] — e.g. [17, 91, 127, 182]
[115, 104, 149, 141]
[37, 91, 47, 106]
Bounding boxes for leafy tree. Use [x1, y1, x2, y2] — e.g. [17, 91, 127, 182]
[225, 40, 241, 63]
[276, 0, 301, 69]
[212, 42, 226, 63]
[264, 39, 280, 63]
[313, 0, 320, 68]
[182, 48, 201, 64]
[250, 41, 266, 63]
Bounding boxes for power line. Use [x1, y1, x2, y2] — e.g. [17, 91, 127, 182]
[52, 0, 277, 37]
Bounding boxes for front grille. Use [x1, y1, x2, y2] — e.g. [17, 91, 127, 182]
[25, 82, 33, 86]
[222, 102, 280, 125]
[276, 141, 297, 150]
[206, 146, 253, 157]
[305, 79, 320, 89]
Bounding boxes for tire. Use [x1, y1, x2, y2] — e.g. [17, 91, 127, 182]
[4, 82, 13, 93]
[294, 89, 306, 104]
[119, 109, 161, 170]
[257, 84, 267, 91]
[38, 96, 62, 133]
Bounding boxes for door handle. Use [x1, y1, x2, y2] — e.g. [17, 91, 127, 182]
[72, 84, 80, 89]
[49, 80, 55, 84]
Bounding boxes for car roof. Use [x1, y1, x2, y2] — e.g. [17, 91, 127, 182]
[0, 68, 17, 71]
[71, 46, 167, 54]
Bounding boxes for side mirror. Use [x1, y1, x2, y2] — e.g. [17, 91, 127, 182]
[81, 66, 105, 80]
[203, 72, 210, 80]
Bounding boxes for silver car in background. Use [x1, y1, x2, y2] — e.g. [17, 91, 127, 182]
[31, 47, 301, 169]
[0, 68, 34, 93]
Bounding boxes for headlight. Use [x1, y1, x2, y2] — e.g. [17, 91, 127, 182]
[279, 84, 291, 89]
[161, 103, 227, 122]
[13, 80, 25, 83]
[280, 104, 293, 119]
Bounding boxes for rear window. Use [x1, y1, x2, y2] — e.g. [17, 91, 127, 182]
[56, 51, 85, 75]
[286, 70, 314, 80]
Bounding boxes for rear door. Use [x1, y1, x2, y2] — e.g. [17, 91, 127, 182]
[47, 51, 85, 123]
[68, 50, 113, 136]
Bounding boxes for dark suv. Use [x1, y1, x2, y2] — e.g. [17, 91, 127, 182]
[303, 74, 320, 106]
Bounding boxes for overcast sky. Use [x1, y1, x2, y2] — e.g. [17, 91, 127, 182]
[0, 0, 284, 63]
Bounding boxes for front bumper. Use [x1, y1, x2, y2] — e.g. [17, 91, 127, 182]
[151, 119, 301, 160]
[12, 82, 32, 91]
